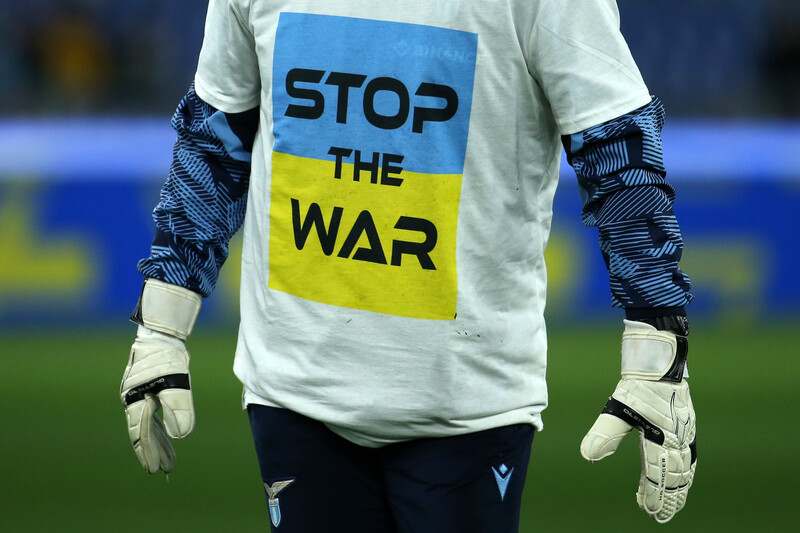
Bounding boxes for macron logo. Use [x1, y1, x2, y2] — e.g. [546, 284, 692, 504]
[492, 464, 514, 501]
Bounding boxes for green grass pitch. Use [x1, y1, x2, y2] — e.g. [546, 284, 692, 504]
[0, 323, 796, 532]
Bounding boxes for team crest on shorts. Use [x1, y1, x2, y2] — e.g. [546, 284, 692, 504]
[264, 478, 296, 527]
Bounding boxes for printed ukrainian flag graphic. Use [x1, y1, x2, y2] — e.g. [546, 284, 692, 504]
[268, 13, 478, 320]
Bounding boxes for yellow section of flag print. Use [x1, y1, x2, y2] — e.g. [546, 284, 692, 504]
[268, 150, 462, 319]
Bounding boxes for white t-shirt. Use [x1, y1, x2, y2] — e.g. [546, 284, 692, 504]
[194, 0, 650, 447]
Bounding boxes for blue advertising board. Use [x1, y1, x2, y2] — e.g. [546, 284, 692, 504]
[0, 119, 797, 327]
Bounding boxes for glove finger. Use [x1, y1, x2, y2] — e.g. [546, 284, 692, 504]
[637, 437, 667, 517]
[126, 397, 159, 473]
[650, 445, 695, 523]
[653, 488, 687, 524]
[153, 415, 176, 474]
[666, 445, 691, 490]
[138, 395, 175, 474]
[580, 413, 634, 461]
[648, 481, 689, 524]
[124, 400, 146, 465]
[159, 388, 195, 439]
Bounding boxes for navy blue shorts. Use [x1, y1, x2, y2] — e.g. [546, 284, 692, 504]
[248, 405, 535, 532]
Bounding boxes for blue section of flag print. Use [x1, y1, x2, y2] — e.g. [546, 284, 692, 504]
[272, 12, 478, 175]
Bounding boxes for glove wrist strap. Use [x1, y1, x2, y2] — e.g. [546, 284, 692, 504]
[621, 320, 688, 382]
[131, 279, 201, 340]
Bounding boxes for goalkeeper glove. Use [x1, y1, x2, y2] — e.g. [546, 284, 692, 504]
[580, 319, 697, 523]
[120, 279, 201, 474]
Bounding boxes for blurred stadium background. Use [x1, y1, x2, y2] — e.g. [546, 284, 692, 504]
[0, 0, 798, 531]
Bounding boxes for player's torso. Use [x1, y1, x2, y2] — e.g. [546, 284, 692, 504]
[234, 0, 557, 445]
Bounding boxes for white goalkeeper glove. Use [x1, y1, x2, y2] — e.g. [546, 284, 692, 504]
[120, 279, 201, 474]
[581, 319, 697, 523]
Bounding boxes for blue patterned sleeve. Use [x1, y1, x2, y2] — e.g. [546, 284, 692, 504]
[562, 97, 692, 317]
[137, 84, 259, 297]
